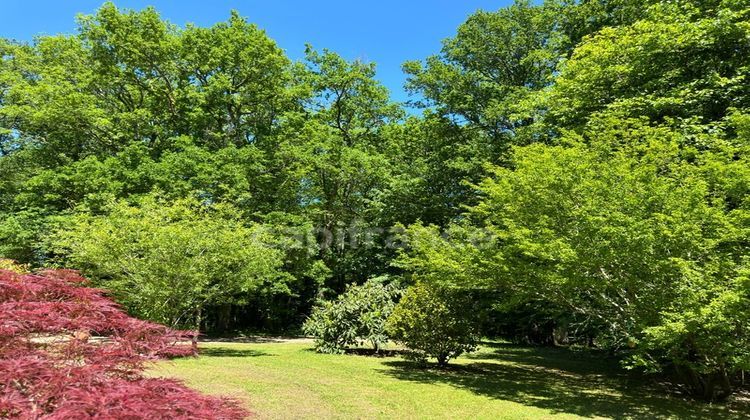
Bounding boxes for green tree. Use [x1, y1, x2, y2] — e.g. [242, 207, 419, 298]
[51, 196, 290, 330]
[376, 114, 489, 227]
[276, 47, 402, 292]
[404, 0, 559, 148]
[398, 119, 750, 396]
[548, 1, 750, 131]
[387, 282, 479, 367]
[0, 3, 295, 264]
[395, 0, 750, 398]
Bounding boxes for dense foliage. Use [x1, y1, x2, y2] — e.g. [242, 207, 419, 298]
[386, 282, 479, 366]
[0, 268, 247, 418]
[395, 0, 750, 399]
[2, 0, 750, 400]
[51, 196, 290, 330]
[304, 278, 399, 353]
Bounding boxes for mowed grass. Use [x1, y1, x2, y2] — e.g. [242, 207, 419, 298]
[148, 340, 749, 419]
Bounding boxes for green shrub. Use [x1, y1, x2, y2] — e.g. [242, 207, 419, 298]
[303, 279, 399, 353]
[50, 196, 290, 330]
[387, 282, 479, 366]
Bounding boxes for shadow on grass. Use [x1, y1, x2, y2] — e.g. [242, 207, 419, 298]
[344, 348, 411, 358]
[198, 347, 274, 358]
[381, 343, 748, 419]
[302, 348, 409, 358]
[469, 342, 623, 377]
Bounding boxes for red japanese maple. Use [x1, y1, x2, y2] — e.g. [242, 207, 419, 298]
[0, 268, 248, 419]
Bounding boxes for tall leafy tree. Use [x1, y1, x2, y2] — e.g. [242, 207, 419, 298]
[0, 3, 295, 261]
[396, 0, 750, 399]
[404, 0, 559, 149]
[398, 120, 750, 398]
[277, 47, 402, 293]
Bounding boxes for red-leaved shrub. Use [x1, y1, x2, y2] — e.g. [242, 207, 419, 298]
[0, 268, 248, 419]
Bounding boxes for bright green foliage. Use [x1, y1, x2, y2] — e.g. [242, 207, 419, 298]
[51, 196, 289, 329]
[1, 1, 290, 150]
[0, 258, 27, 273]
[387, 282, 479, 366]
[637, 263, 750, 401]
[0, 209, 48, 263]
[377, 114, 490, 226]
[304, 278, 399, 353]
[554, 0, 659, 53]
[0, 3, 402, 329]
[548, 1, 750, 130]
[398, 120, 750, 395]
[395, 0, 750, 399]
[11, 139, 271, 213]
[404, 0, 559, 146]
[0, 2, 296, 258]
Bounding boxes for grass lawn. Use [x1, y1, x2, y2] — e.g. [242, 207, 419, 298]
[148, 340, 749, 419]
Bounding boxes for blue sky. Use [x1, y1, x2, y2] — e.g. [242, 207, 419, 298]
[1, 0, 512, 103]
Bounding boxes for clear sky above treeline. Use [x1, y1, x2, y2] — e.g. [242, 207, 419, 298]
[2, 0, 513, 103]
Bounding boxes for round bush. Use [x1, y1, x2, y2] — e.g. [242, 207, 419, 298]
[387, 282, 479, 366]
[303, 279, 399, 353]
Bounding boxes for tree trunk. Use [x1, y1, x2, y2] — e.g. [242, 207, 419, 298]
[678, 365, 735, 402]
[189, 307, 203, 349]
[194, 307, 203, 333]
[437, 353, 449, 367]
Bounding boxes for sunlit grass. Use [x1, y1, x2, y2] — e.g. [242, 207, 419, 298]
[148, 340, 749, 419]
